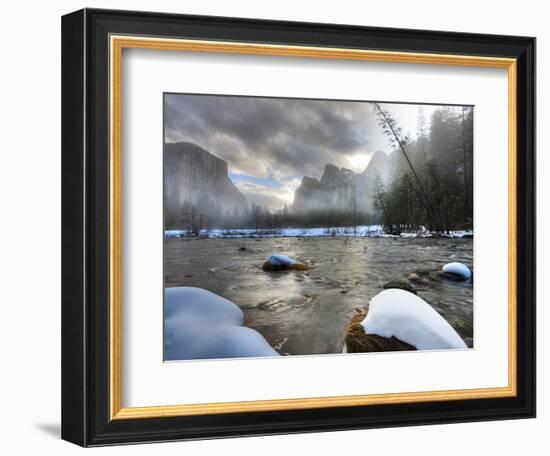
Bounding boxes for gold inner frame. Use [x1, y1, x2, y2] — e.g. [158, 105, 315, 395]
[109, 35, 518, 420]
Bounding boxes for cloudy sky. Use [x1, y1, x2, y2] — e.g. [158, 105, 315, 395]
[164, 94, 438, 210]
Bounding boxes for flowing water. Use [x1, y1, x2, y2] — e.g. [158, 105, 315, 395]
[164, 236, 473, 355]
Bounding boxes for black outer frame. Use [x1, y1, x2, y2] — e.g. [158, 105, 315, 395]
[61, 8, 536, 447]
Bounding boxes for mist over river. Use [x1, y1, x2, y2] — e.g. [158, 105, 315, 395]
[164, 237, 473, 355]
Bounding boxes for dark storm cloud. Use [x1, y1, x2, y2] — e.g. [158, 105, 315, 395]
[164, 94, 378, 179]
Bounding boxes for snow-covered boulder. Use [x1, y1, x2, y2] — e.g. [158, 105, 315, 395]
[164, 287, 279, 360]
[262, 254, 309, 271]
[442, 262, 472, 280]
[360, 289, 467, 350]
[268, 254, 296, 266]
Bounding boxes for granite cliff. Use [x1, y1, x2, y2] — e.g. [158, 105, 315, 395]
[291, 150, 390, 214]
[164, 142, 249, 226]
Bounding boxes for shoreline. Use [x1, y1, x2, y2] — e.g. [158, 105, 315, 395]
[165, 226, 473, 240]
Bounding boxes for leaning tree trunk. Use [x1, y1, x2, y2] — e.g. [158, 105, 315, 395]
[374, 103, 436, 224]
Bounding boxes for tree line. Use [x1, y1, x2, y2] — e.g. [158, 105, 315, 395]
[172, 199, 377, 234]
[373, 104, 473, 233]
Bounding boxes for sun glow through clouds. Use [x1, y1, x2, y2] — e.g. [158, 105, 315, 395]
[347, 153, 372, 173]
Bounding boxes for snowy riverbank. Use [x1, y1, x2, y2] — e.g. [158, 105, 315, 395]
[165, 225, 473, 239]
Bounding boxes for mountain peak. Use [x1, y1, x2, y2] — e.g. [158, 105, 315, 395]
[320, 164, 354, 187]
[299, 176, 323, 190]
[362, 150, 388, 174]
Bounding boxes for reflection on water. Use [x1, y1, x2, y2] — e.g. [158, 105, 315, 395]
[164, 237, 473, 355]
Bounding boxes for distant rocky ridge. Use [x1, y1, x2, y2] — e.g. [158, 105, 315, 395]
[164, 142, 393, 228]
[164, 142, 249, 225]
[291, 150, 391, 214]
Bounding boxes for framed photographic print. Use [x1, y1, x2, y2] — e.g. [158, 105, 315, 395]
[61, 8, 536, 446]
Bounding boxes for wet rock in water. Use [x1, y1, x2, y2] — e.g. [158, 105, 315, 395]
[238, 246, 248, 251]
[263, 261, 309, 271]
[440, 271, 462, 281]
[407, 273, 430, 286]
[262, 254, 310, 272]
[383, 278, 417, 294]
[441, 262, 472, 281]
[345, 310, 416, 353]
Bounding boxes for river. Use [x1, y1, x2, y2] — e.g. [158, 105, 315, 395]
[164, 236, 473, 355]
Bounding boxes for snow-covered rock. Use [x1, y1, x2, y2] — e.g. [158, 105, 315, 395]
[267, 254, 296, 266]
[262, 254, 309, 271]
[164, 287, 279, 360]
[361, 289, 467, 350]
[442, 262, 472, 280]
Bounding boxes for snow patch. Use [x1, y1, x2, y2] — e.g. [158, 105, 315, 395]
[442, 262, 472, 279]
[361, 289, 467, 350]
[164, 287, 279, 360]
[441, 230, 473, 239]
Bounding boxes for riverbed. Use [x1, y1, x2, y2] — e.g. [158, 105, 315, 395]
[164, 236, 473, 355]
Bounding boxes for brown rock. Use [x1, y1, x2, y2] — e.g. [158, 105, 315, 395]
[262, 261, 310, 272]
[344, 311, 416, 353]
